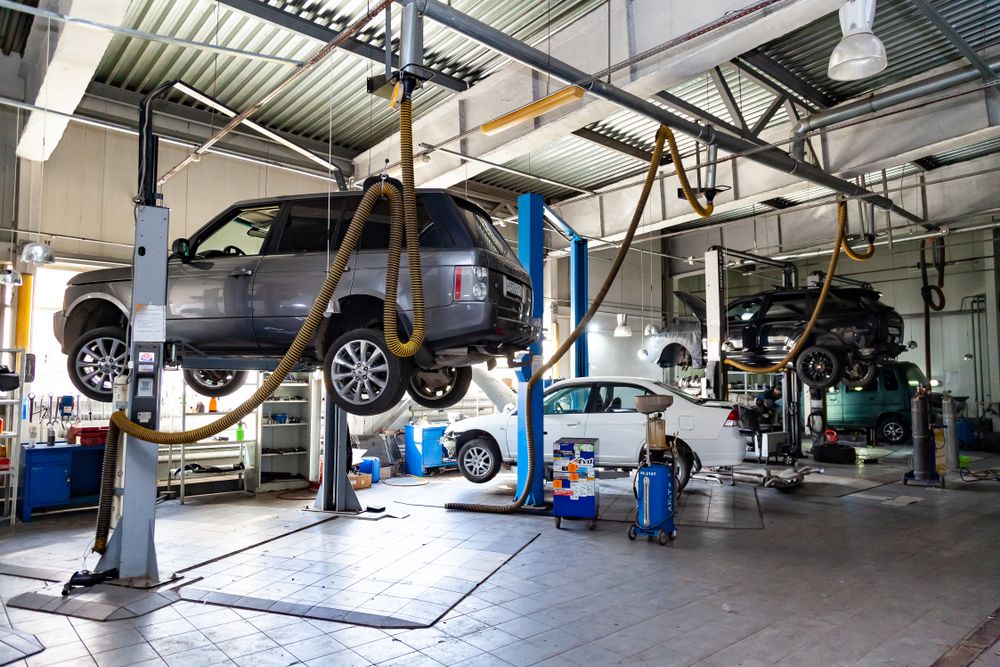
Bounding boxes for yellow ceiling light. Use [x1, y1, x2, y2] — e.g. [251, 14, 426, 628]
[480, 86, 585, 136]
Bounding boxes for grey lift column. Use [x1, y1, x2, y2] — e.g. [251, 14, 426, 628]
[314, 399, 361, 513]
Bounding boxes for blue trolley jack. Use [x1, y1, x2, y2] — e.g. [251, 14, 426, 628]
[628, 395, 677, 546]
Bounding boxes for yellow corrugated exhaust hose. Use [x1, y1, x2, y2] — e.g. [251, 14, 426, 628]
[94, 100, 425, 553]
[841, 228, 875, 261]
[665, 126, 714, 219]
[723, 201, 848, 374]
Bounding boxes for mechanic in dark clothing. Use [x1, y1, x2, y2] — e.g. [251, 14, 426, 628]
[755, 385, 782, 428]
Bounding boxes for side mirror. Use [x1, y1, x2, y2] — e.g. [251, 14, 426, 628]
[170, 238, 191, 261]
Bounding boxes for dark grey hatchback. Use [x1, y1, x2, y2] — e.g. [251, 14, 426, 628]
[55, 189, 535, 415]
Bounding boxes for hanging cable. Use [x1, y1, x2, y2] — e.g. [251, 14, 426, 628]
[919, 235, 946, 385]
[723, 201, 848, 374]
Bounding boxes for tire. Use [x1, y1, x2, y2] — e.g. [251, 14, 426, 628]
[795, 345, 843, 389]
[183, 369, 247, 398]
[657, 529, 670, 546]
[877, 415, 909, 444]
[407, 366, 472, 410]
[457, 438, 502, 483]
[67, 326, 129, 402]
[324, 328, 409, 416]
[811, 443, 857, 464]
[627, 524, 638, 540]
[842, 357, 876, 388]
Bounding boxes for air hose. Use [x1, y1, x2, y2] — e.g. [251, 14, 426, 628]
[919, 235, 946, 384]
[445, 125, 673, 514]
[723, 201, 847, 374]
[841, 234, 875, 261]
[664, 126, 714, 218]
[94, 100, 425, 554]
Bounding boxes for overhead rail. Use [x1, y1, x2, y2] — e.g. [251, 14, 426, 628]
[400, 0, 928, 228]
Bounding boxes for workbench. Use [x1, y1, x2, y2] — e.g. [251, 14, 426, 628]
[18, 442, 104, 522]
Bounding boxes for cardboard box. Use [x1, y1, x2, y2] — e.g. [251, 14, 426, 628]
[348, 472, 372, 490]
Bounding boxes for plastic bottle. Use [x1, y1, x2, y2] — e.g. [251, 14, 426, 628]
[28, 424, 37, 447]
[235, 421, 245, 442]
[209, 397, 218, 412]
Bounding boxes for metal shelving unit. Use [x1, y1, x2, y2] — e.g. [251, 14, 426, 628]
[257, 372, 316, 492]
[0, 348, 26, 526]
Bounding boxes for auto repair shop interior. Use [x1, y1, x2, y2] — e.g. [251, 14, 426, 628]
[0, 0, 999, 665]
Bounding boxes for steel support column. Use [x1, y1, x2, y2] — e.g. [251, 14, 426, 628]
[516, 193, 545, 507]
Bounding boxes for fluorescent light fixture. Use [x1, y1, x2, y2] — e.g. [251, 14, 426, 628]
[930, 379, 940, 387]
[613, 313, 633, 338]
[828, 0, 887, 81]
[480, 86, 585, 136]
[20, 241, 54, 265]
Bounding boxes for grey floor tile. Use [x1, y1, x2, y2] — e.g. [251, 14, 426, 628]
[351, 636, 414, 663]
[92, 642, 160, 667]
[282, 633, 346, 662]
[162, 645, 231, 667]
[214, 631, 279, 660]
[230, 647, 298, 667]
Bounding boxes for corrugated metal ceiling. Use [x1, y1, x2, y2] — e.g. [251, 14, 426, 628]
[93, 0, 605, 152]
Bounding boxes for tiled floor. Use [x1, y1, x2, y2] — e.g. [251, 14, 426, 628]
[0, 451, 998, 666]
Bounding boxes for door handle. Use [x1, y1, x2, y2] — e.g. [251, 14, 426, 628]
[230, 268, 253, 277]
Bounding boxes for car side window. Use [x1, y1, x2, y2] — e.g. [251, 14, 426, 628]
[594, 385, 648, 413]
[341, 196, 442, 251]
[728, 298, 762, 321]
[276, 199, 344, 254]
[883, 368, 899, 392]
[543, 386, 591, 415]
[195, 206, 279, 257]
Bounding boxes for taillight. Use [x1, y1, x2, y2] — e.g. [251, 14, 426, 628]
[455, 266, 489, 301]
[724, 409, 738, 428]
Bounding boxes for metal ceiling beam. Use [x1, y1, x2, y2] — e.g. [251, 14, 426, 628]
[408, 0, 926, 227]
[654, 90, 763, 145]
[751, 93, 785, 137]
[572, 128, 672, 165]
[909, 0, 999, 86]
[452, 180, 521, 205]
[709, 66, 747, 130]
[734, 50, 834, 109]
[217, 0, 469, 93]
[428, 144, 597, 195]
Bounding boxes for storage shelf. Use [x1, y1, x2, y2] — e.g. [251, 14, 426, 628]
[0, 399, 21, 405]
[262, 451, 308, 457]
[263, 400, 308, 404]
[258, 479, 310, 492]
[263, 423, 308, 428]
[185, 411, 233, 416]
[0, 433, 17, 439]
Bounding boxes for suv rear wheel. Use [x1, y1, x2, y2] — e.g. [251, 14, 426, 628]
[183, 369, 247, 397]
[407, 366, 472, 409]
[324, 328, 409, 416]
[877, 415, 909, 444]
[68, 326, 128, 402]
[795, 345, 843, 388]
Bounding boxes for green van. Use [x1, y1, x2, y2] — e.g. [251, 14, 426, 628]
[825, 362, 926, 444]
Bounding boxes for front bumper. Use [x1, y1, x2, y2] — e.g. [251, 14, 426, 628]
[53, 310, 67, 348]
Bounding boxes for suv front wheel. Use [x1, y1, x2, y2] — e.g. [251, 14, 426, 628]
[183, 369, 247, 397]
[407, 366, 472, 410]
[324, 328, 409, 416]
[458, 438, 502, 483]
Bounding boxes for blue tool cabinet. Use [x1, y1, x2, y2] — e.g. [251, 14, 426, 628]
[403, 425, 455, 476]
[18, 443, 104, 522]
[553, 437, 599, 529]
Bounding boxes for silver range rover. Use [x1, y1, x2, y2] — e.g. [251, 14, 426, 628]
[54, 187, 535, 415]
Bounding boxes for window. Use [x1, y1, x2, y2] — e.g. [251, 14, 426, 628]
[276, 200, 342, 254]
[728, 299, 762, 321]
[883, 368, 899, 392]
[456, 199, 515, 258]
[764, 300, 805, 318]
[196, 206, 279, 257]
[543, 385, 591, 415]
[341, 196, 442, 251]
[594, 385, 648, 413]
[853, 375, 878, 393]
[905, 364, 926, 388]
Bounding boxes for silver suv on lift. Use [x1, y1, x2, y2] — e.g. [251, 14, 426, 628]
[54, 187, 535, 415]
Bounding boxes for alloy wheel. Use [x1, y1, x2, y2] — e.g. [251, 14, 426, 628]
[882, 421, 905, 442]
[801, 350, 835, 384]
[331, 338, 389, 406]
[462, 445, 492, 477]
[76, 337, 127, 395]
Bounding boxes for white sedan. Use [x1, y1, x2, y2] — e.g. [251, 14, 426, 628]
[442, 376, 746, 489]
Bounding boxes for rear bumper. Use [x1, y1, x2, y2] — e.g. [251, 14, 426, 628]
[424, 301, 537, 351]
[698, 428, 748, 468]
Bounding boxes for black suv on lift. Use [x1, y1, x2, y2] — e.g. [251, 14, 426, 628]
[661, 286, 906, 388]
[55, 189, 535, 415]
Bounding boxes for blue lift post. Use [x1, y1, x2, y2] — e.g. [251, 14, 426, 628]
[542, 205, 588, 378]
[516, 193, 546, 507]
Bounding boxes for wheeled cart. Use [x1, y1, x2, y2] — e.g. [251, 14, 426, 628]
[552, 437, 598, 530]
[629, 462, 677, 545]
